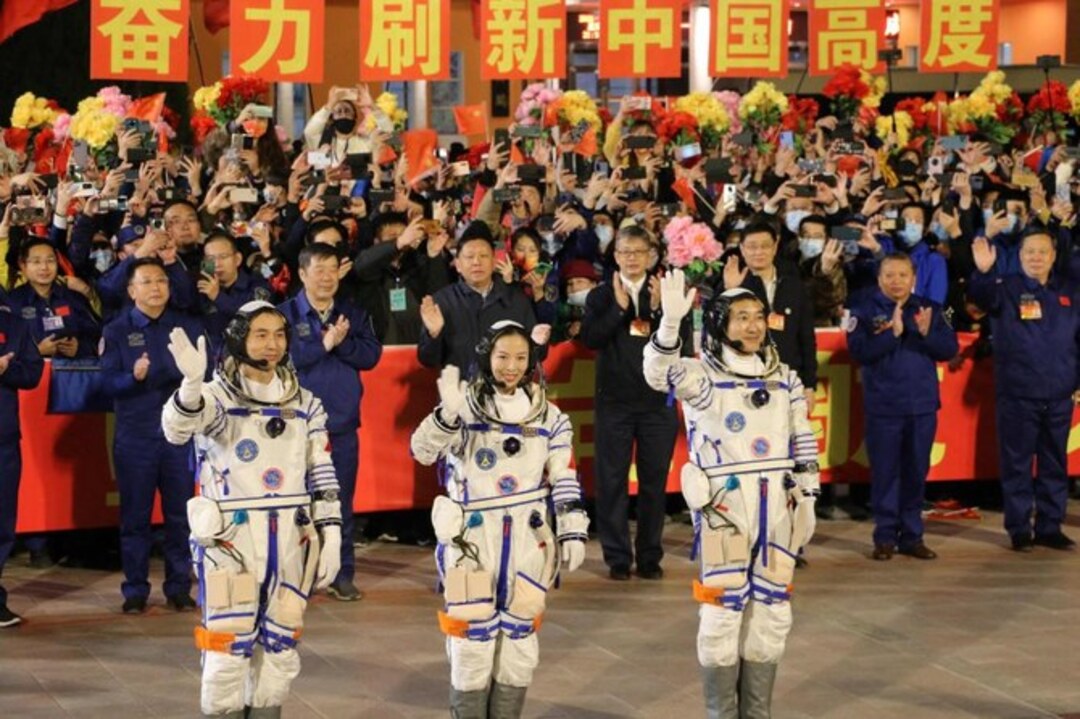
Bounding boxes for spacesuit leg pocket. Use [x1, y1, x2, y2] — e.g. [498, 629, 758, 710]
[701, 528, 750, 591]
[759, 545, 796, 588]
[444, 567, 496, 622]
[507, 572, 547, 620]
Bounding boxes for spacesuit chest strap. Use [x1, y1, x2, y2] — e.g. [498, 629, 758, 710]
[216, 493, 311, 512]
[702, 458, 794, 477]
[458, 486, 550, 512]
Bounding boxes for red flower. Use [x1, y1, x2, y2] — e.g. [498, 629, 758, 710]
[218, 74, 270, 110]
[895, 97, 929, 130]
[781, 96, 819, 132]
[657, 111, 699, 143]
[1027, 80, 1071, 115]
[822, 64, 869, 100]
[190, 111, 219, 145]
[161, 106, 180, 131]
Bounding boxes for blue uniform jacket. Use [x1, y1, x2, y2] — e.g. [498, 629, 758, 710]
[278, 291, 382, 434]
[0, 306, 45, 441]
[202, 270, 273, 341]
[969, 269, 1080, 400]
[7, 283, 101, 358]
[905, 242, 948, 307]
[846, 289, 958, 416]
[99, 307, 207, 438]
[95, 256, 198, 317]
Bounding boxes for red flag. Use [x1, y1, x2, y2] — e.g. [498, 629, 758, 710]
[205, 0, 230, 34]
[402, 130, 439, 183]
[672, 177, 696, 209]
[454, 104, 488, 136]
[0, 0, 78, 44]
[573, 127, 598, 157]
[127, 93, 167, 123]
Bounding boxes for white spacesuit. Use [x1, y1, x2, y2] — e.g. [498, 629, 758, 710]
[161, 302, 342, 719]
[643, 275, 819, 719]
[410, 321, 589, 719]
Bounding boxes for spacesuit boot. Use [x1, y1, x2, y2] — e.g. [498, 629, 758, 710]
[245, 707, 282, 718]
[738, 660, 777, 719]
[450, 687, 490, 719]
[488, 682, 527, 719]
[702, 664, 739, 718]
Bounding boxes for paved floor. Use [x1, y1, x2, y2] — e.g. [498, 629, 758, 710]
[2, 511, 1080, 718]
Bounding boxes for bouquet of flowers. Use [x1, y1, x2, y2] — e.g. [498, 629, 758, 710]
[193, 74, 270, 127]
[921, 91, 951, 137]
[713, 91, 743, 134]
[514, 82, 562, 128]
[663, 216, 724, 285]
[737, 81, 788, 147]
[1026, 80, 1071, 136]
[375, 92, 408, 131]
[947, 71, 1023, 145]
[673, 92, 730, 150]
[657, 110, 700, 150]
[1070, 80, 1080, 121]
[10, 92, 60, 130]
[822, 64, 870, 122]
[547, 90, 602, 133]
[875, 111, 915, 149]
[780, 96, 819, 152]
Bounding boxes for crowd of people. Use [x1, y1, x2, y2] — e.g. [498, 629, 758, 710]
[1, 71, 1079, 717]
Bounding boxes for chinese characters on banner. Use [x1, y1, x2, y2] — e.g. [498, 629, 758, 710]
[598, 0, 683, 79]
[90, 0, 189, 82]
[920, 0, 999, 73]
[359, 0, 451, 81]
[808, 0, 886, 76]
[231, 0, 325, 82]
[710, 0, 789, 78]
[481, 0, 566, 80]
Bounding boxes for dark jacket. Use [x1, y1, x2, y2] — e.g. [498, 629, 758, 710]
[846, 289, 958, 416]
[0, 305, 44, 441]
[8, 283, 101, 358]
[580, 275, 692, 408]
[353, 241, 451, 345]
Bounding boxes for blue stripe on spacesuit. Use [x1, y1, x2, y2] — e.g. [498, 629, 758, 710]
[712, 380, 791, 390]
[225, 408, 311, 420]
[496, 515, 512, 611]
[465, 423, 552, 438]
[758, 478, 768, 568]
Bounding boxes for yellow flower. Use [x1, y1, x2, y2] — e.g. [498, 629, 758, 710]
[675, 92, 731, 133]
[70, 95, 119, 149]
[1069, 80, 1080, 118]
[875, 111, 913, 147]
[11, 92, 56, 129]
[737, 82, 787, 120]
[193, 82, 222, 113]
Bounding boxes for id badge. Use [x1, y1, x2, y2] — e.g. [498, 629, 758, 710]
[629, 318, 651, 337]
[1019, 295, 1042, 321]
[389, 287, 407, 312]
[767, 312, 786, 332]
[42, 315, 65, 333]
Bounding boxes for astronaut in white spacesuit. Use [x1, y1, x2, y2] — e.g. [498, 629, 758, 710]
[643, 271, 820, 719]
[161, 301, 343, 719]
[411, 320, 589, 719]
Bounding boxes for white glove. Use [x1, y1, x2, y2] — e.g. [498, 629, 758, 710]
[658, 269, 696, 344]
[167, 327, 207, 407]
[315, 525, 342, 591]
[561, 540, 585, 572]
[186, 496, 224, 548]
[436, 365, 467, 423]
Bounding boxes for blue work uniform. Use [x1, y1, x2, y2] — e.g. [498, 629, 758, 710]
[278, 291, 382, 584]
[99, 307, 207, 602]
[7, 283, 101, 358]
[95, 256, 198, 319]
[846, 290, 958, 549]
[968, 268, 1080, 542]
[201, 270, 273, 344]
[0, 306, 45, 608]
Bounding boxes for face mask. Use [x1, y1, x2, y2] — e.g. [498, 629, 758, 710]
[333, 116, 357, 134]
[567, 289, 590, 307]
[883, 208, 899, 219]
[899, 223, 923, 247]
[785, 209, 810, 234]
[91, 248, 115, 274]
[540, 232, 560, 256]
[595, 225, 614, 252]
[798, 237, 825, 259]
[241, 120, 267, 139]
[1006, 213, 1019, 234]
[929, 221, 950, 241]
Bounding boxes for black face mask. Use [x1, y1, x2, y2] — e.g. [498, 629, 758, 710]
[333, 117, 356, 134]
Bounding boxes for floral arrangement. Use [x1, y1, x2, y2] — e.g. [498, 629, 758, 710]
[375, 92, 408, 131]
[713, 91, 743, 135]
[946, 71, 1023, 145]
[663, 216, 724, 285]
[192, 74, 270, 128]
[514, 82, 562, 127]
[546, 90, 602, 134]
[673, 92, 730, 149]
[822, 64, 870, 121]
[737, 81, 788, 144]
[780, 96, 819, 148]
[1069, 80, 1080, 120]
[875, 111, 914, 148]
[657, 110, 700, 148]
[921, 91, 951, 137]
[10, 92, 60, 130]
[1026, 80, 1071, 135]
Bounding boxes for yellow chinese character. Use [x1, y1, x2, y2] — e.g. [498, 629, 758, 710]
[486, 0, 561, 75]
[608, 0, 675, 75]
[923, 0, 993, 68]
[98, 0, 183, 76]
[240, 0, 311, 75]
[365, 0, 443, 76]
[714, 0, 784, 73]
[815, 0, 879, 72]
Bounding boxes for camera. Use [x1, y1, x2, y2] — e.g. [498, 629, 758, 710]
[492, 186, 522, 203]
[72, 181, 98, 198]
[623, 134, 657, 150]
[511, 124, 543, 139]
[96, 197, 129, 214]
[11, 203, 46, 225]
[229, 187, 260, 204]
[230, 133, 256, 151]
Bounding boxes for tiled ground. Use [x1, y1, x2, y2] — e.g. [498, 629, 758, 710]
[3, 511, 1079, 718]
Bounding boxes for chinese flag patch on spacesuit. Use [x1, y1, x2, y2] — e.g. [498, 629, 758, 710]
[1060, 296, 1072, 307]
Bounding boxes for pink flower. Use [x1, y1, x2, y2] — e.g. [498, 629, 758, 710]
[714, 91, 743, 134]
[98, 86, 131, 118]
[664, 216, 722, 268]
[537, 88, 562, 105]
[52, 113, 71, 141]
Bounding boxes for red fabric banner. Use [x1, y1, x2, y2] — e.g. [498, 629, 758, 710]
[231, 0, 325, 82]
[358, 0, 451, 81]
[598, 0, 683, 79]
[808, 0, 886, 76]
[15, 334, 1078, 533]
[0, 0, 78, 44]
[480, 0, 566, 80]
[919, 0, 999, 74]
[90, 0, 190, 82]
[709, 0, 789, 79]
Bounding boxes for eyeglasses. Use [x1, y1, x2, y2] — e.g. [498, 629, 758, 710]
[615, 249, 649, 257]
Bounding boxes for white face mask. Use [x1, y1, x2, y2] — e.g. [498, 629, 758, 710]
[595, 225, 614, 252]
[541, 232, 560, 256]
[567, 288, 590, 307]
[899, 223, 924, 247]
[785, 209, 811, 234]
[798, 237, 825, 259]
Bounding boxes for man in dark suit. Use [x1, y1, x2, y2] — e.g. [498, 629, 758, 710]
[581, 225, 691, 581]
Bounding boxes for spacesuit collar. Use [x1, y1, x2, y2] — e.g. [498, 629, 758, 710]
[218, 357, 301, 405]
[239, 371, 286, 403]
[467, 381, 547, 426]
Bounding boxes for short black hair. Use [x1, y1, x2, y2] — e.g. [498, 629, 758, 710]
[298, 241, 340, 270]
[879, 252, 915, 273]
[18, 237, 56, 263]
[203, 231, 239, 254]
[163, 198, 199, 216]
[740, 220, 779, 245]
[900, 202, 930, 225]
[1020, 224, 1056, 249]
[127, 256, 167, 283]
[458, 220, 496, 252]
[372, 212, 409, 238]
[798, 215, 828, 235]
[305, 219, 347, 245]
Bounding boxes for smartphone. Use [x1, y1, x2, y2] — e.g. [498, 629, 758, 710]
[201, 259, 216, 276]
[704, 157, 733, 183]
[1012, 170, 1040, 189]
[797, 158, 824, 173]
[622, 166, 647, 180]
[658, 202, 680, 217]
[880, 217, 904, 231]
[779, 131, 795, 150]
[72, 142, 90, 169]
[883, 187, 909, 201]
[369, 188, 394, 208]
[492, 186, 522, 203]
[517, 164, 545, 183]
[830, 225, 862, 243]
[969, 174, 985, 192]
[625, 96, 652, 111]
[676, 142, 702, 161]
[940, 198, 957, 216]
[321, 194, 347, 213]
[127, 147, 155, 165]
[72, 181, 98, 198]
[624, 134, 657, 150]
[831, 122, 854, 141]
[730, 131, 754, 148]
[721, 184, 738, 212]
[307, 150, 332, 169]
[512, 124, 543, 139]
[938, 135, 969, 151]
[792, 185, 816, 198]
[493, 128, 510, 153]
[40, 174, 59, 190]
[836, 141, 865, 155]
[229, 187, 259, 204]
[231, 134, 255, 151]
[345, 152, 372, 177]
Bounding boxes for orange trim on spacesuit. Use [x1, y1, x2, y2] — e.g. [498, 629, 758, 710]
[194, 626, 237, 653]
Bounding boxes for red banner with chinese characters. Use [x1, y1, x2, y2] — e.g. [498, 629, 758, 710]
[919, 0, 999, 73]
[480, 0, 566, 80]
[16, 335, 1080, 532]
[231, 0, 325, 82]
[710, 0, 789, 78]
[90, 0, 189, 82]
[598, 0, 683, 79]
[359, 0, 450, 81]
[808, 0, 885, 76]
